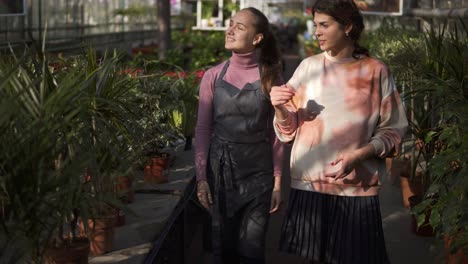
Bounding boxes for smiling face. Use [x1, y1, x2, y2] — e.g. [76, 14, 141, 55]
[313, 12, 352, 55]
[225, 10, 263, 54]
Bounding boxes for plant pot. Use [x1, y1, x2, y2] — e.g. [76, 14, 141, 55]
[445, 234, 468, 264]
[409, 195, 435, 237]
[400, 174, 423, 208]
[131, 44, 158, 55]
[385, 158, 397, 185]
[114, 176, 134, 204]
[45, 237, 90, 264]
[144, 154, 170, 184]
[113, 207, 125, 227]
[184, 136, 192, 151]
[79, 216, 115, 256]
[0, 202, 10, 220]
[0, 192, 9, 219]
[201, 18, 209, 28]
[399, 157, 423, 208]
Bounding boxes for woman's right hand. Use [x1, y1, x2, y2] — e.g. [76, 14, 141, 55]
[270, 84, 295, 107]
[197, 180, 213, 211]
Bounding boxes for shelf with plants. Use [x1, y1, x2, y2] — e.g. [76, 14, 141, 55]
[193, 0, 240, 31]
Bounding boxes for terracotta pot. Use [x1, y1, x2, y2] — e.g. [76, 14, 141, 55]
[131, 45, 157, 55]
[400, 173, 423, 208]
[409, 195, 435, 237]
[113, 207, 125, 227]
[144, 154, 170, 184]
[184, 136, 192, 151]
[79, 216, 115, 256]
[45, 237, 90, 264]
[0, 203, 10, 219]
[445, 234, 468, 264]
[397, 157, 423, 208]
[385, 158, 402, 185]
[144, 164, 151, 180]
[0, 191, 9, 219]
[114, 176, 134, 204]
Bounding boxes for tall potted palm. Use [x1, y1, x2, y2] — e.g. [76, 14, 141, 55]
[0, 45, 97, 263]
[61, 48, 140, 255]
[0, 45, 140, 262]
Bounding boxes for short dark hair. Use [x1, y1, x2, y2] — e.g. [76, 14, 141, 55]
[312, 0, 368, 57]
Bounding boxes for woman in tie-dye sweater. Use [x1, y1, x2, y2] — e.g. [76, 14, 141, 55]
[270, 1, 408, 263]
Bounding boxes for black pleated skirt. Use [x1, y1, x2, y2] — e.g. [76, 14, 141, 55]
[279, 188, 390, 264]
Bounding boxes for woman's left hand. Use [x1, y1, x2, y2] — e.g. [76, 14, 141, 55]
[270, 190, 281, 213]
[330, 151, 361, 180]
[269, 176, 282, 213]
[330, 144, 376, 180]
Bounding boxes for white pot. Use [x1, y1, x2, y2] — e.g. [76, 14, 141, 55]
[201, 19, 209, 28]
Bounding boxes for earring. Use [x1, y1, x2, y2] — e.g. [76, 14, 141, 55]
[345, 32, 349, 36]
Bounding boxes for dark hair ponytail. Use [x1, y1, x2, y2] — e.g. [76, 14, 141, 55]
[312, 0, 369, 58]
[243, 7, 282, 97]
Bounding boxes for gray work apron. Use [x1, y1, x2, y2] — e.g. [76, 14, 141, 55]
[207, 61, 274, 263]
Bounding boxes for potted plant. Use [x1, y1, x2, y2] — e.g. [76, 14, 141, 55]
[386, 20, 467, 248]
[0, 44, 96, 263]
[165, 69, 204, 151]
[223, 1, 239, 26]
[69, 48, 141, 255]
[126, 61, 181, 183]
[201, 1, 215, 28]
[0, 44, 140, 262]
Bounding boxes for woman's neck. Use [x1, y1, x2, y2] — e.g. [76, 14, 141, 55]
[327, 43, 355, 60]
[230, 51, 258, 68]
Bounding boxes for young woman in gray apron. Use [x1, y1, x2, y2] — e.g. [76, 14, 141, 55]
[194, 7, 284, 264]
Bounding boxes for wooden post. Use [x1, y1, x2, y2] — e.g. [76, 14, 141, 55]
[157, 0, 171, 59]
[196, 0, 201, 28]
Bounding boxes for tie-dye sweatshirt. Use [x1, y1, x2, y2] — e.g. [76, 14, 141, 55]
[274, 51, 408, 196]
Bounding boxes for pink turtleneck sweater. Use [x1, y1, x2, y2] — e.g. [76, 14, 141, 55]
[194, 51, 284, 181]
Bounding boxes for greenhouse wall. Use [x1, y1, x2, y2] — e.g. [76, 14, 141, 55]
[0, 0, 159, 52]
[0, 0, 467, 53]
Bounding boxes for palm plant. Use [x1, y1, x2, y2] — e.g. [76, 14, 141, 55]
[74, 48, 140, 200]
[0, 44, 140, 262]
[0, 45, 98, 262]
[53, 48, 141, 255]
